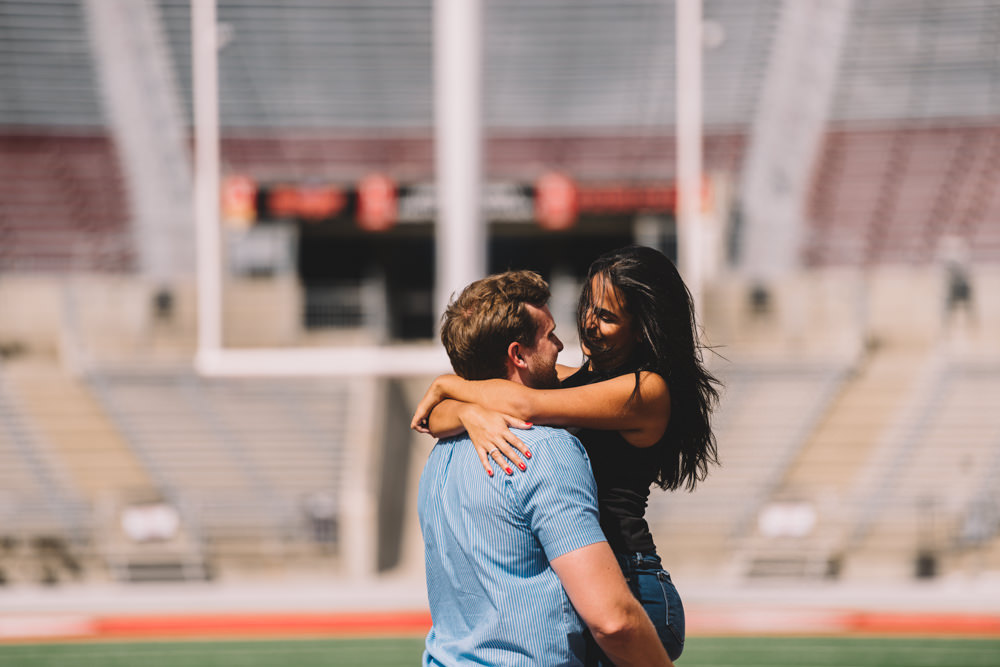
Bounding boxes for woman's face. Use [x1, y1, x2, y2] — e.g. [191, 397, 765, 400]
[581, 273, 636, 371]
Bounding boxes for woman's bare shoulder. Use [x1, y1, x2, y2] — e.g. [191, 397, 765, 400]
[556, 364, 580, 382]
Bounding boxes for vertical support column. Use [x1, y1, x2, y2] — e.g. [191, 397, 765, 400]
[83, 0, 194, 280]
[738, 0, 854, 280]
[192, 0, 222, 362]
[340, 376, 382, 580]
[676, 0, 704, 312]
[434, 0, 486, 325]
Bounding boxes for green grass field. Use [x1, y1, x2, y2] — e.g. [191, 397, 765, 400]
[1, 636, 998, 667]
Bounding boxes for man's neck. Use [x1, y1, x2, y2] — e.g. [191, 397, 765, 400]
[505, 365, 532, 388]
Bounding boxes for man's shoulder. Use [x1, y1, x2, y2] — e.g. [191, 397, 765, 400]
[515, 427, 591, 475]
[520, 425, 580, 446]
[435, 426, 576, 447]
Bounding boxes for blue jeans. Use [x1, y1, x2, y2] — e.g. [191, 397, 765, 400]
[585, 552, 685, 665]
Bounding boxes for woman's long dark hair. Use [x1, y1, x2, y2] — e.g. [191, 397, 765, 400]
[577, 245, 721, 491]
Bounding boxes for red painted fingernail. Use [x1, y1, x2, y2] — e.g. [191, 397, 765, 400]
[525, 422, 533, 427]
[518, 462, 526, 471]
[487, 468, 494, 477]
[524, 450, 532, 459]
[505, 467, 513, 475]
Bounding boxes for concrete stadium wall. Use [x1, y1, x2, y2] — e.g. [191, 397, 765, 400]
[221, 276, 302, 348]
[702, 266, 1000, 358]
[0, 275, 64, 356]
[0, 274, 311, 365]
[4, 266, 996, 366]
[0, 274, 200, 366]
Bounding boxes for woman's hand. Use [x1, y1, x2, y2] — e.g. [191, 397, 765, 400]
[458, 404, 533, 476]
[410, 375, 453, 433]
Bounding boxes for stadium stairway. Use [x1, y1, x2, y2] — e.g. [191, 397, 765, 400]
[85, 368, 357, 577]
[0, 357, 93, 585]
[0, 356, 212, 583]
[845, 354, 1000, 582]
[647, 357, 850, 580]
[734, 343, 940, 580]
[1, 357, 156, 504]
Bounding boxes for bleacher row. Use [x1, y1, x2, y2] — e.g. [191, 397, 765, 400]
[0, 358, 355, 583]
[3, 0, 1000, 272]
[2, 124, 999, 274]
[806, 125, 1000, 266]
[648, 348, 1000, 582]
[1, 0, 999, 589]
[1, 343, 998, 585]
[0, 134, 132, 272]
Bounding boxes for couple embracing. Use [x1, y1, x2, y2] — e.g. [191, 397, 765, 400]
[414, 246, 721, 666]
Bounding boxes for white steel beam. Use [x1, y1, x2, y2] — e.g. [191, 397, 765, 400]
[196, 346, 451, 378]
[433, 0, 486, 326]
[676, 0, 704, 311]
[192, 0, 222, 357]
[84, 0, 194, 281]
[739, 0, 854, 279]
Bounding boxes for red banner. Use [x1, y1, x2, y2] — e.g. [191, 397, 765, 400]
[356, 173, 397, 231]
[534, 172, 579, 230]
[221, 175, 257, 227]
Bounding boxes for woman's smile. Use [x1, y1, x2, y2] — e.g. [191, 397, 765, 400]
[582, 273, 636, 371]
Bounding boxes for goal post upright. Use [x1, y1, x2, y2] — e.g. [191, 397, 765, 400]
[192, 0, 451, 378]
[192, 0, 222, 365]
[434, 0, 486, 328]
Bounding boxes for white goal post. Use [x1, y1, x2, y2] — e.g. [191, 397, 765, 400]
[191, 0, 702, 378]
[191, 0, 480, 379]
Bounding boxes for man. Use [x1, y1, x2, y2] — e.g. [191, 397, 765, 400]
[417, 270, 671, 667]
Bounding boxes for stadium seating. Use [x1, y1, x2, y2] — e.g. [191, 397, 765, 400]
[0, 135, 131, 272]
[720, 344, 943, 580]
[1, 358, 152, 500]
[0, 362, 89, 530]
[1, 0, 1000, 587]
[85, 368, 353, 568]
[847, 356, 1000, 580]
[647, 357, 851, 579]
[806, 126, 1000, 266]
[0, 360, 91, 584]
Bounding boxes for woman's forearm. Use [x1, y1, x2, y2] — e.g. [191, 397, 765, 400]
[426, 399, 472, 438]
[438, 376, 534, 421]
[439, 372, 670, 443]
[427, 372, 668, 442]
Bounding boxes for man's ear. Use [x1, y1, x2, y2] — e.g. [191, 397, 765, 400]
[507, 341, 527, 368]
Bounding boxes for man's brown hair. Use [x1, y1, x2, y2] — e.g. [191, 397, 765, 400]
[440, 270, 551, 380]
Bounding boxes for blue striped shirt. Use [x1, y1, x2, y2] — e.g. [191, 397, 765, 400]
[418, 426, 607, 666]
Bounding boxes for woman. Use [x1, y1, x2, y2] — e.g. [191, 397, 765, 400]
[411, 245, 721, 663]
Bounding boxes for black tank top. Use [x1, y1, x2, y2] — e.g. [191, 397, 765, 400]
[562, 366, 660, 555]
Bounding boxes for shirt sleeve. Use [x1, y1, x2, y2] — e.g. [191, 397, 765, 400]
[518, 431, 607, 562]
